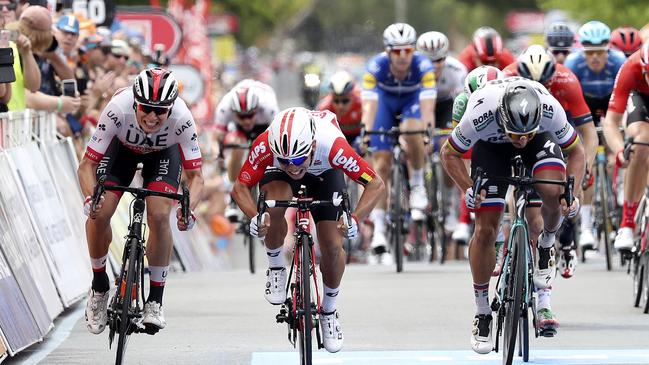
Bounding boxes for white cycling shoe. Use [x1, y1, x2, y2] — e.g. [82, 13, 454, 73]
[410, 185, 428, 221]
[614, 227, 634, 251]
[320, 310, 344, 353]
[578, 229, 596, 250]
[265, 267, 287, 305]
[533, 239, 556, 289]
[142, 301, 167, 331]
[85, 289, 109, 334]
[470, 314, 494, 354]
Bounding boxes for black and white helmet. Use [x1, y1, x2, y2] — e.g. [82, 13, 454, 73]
[383, 23, 417, 48]
[497, 80, 542, 134]
[133, 67, 179, 106]
[517, 45, 556, 85]
[416, 31, 449, 61]
[545, 22, 574, 51]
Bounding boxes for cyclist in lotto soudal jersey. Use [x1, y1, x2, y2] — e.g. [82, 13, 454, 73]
[603, 41, 649, 251]
[361, 23, 437, 258]
[458, 26, 516, 71]
[317, 70, 363, 144]
[79, 68, 204, 336]
[441, 77, 585, 354]
[505, 45, 598, 275]
[231, 108, 384, 353]
[564, 21, 626, 123]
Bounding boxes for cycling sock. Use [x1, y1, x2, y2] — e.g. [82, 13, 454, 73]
[621, 201, 639, 229]
[473, 282, 491, 315]
[580, 204, 593, 231]
[266, 246, 285, 268]
[370, 209, 386, 234]
[147, 266, 169, 304]
[91, 254, 109, 292]
[496, 225, 505, 242]
[536, 287, 552, 310]
[540, 217, 564, 248]
[322, 284, 339, 313]
[409, 168, 424, 188]
[458, 196, 471, 224]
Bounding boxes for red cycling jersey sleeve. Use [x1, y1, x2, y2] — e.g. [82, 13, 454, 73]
[237, 130, 274, 188]
[608, 53, 649, 114]
[557, 66, 592, 126]
[327, 136, 377, 186]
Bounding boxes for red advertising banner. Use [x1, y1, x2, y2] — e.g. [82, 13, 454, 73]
[115, 10, 183, 58]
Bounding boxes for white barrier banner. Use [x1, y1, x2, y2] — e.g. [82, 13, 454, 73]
[0, 153, 62, 320]
[0, 249, 41, 355]
[8, 143, 90, 306]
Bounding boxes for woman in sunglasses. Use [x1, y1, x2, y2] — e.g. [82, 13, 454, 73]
[231, 107, 385, 353]
[78, 67, 204, 335]
[441, 78, 585, 354]
[317, 70, 362, 146]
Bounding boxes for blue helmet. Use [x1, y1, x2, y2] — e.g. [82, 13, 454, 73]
[578, 21, 610, 49]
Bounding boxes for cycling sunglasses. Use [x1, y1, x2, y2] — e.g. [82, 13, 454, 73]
[237, 111, 256, 119]
[333, 97, 351, 105]
[507, 130, 537, 142]
[138, 103, 171, 116]
[551, 49, 570, 57]
[277, 155, 309, 166]
[389, 47, 414, 57]
[0, 2, 17, 11]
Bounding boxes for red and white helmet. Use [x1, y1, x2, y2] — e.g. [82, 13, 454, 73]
[230, 86, 259, 114]
[641, 41, 649, 74]
[268, 107, 316, 159]
[133, 67, 178, 106]
[473, 26, 503, 63]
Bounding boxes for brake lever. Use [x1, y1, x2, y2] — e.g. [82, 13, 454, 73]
[562, 176, 574, 208]
[257, 191, 267, 228]
[181, 184, 190, 223]
[91, 176, 106, 212]
[472, 167, 484, 197]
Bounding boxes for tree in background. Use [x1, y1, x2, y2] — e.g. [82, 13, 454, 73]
[539, 0, 649, 29]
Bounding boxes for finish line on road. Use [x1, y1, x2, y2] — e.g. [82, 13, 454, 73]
[251, 349, 649, 364]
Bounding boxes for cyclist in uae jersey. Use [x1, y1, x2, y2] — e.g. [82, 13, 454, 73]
[231, 108, 385, 353]
[505, 45, 597, 273]
[565, 21, 626, 124]
[603, 41, 649, 251]
[442, 77, 585, 353]
[458, 26, 516, 71]
[79, 68, 204, 336]
[361, 23, 437, 257]
[317, 70, 363, 145]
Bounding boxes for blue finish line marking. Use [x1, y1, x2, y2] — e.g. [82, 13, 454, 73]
[251, 349, 649, 365]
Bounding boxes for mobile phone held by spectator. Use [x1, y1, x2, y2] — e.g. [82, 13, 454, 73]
[61, 79, 77, 97]
[0, 30, 16, 83]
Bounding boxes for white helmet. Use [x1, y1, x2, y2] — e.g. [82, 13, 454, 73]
[417, 31, 449, 60]
[517, 45, 556, 85]
[329, 71, 355, 95]
[383, 23, 417, 48]
[463, 65, 504, 95]
[268, 107, 316, 159]
[230, 86, 259, 114]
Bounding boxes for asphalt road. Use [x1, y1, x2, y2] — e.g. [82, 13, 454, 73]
[7, 238, 649, 365]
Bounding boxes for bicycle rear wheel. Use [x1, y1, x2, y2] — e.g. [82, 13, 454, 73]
[115, 239, 138, 365]
[503, 228, 525, 365]
[298, 236, 313, 365]
[597, 163, 613, 271]
[519, 310, 529, 362]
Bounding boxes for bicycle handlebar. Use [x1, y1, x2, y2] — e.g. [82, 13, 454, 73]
[92, 176, 190, 223]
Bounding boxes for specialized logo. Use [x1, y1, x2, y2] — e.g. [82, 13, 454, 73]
[520, 98, 528, 115]
[248, 141, 267, 165]
[472, 98, 485, 108]
[331, 148, 360, 173]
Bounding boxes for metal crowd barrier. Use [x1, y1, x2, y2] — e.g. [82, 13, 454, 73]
[0, 109, 57, 149]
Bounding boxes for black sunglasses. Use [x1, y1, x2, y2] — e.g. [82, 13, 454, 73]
[0, 2, 17, 10]
[237, 111, 256, 119]
[112, 53, 129, 60]
[333, 97, 351, 105]
[138, 103, 171, 116]
[551, 49, 570, 56]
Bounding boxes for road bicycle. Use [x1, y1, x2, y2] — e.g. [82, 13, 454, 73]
[474, 156, 574, 365]
[91, 176, 190, 365]
[259, 186, 352, 365]
[427, 128, 452, 263]
[361, 126, 430, 273]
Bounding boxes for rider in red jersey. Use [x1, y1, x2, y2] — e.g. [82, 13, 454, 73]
[458, 26, 516, 71]
[318, 70, 363, 145]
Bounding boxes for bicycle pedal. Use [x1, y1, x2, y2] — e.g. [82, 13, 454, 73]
[140, 323, 161, 335]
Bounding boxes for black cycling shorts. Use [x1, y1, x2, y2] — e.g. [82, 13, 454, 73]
[259, 168, 346, 223]
[435, 98, 454, 129]
[97, 137, 182, 197]
[584, 94, 611, 126]
[626, 91, 649, 126]
[470, 132, 566, 211]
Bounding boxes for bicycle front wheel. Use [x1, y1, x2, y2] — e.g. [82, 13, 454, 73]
[503, 227, 526, 365]
[597, 162, 613, 271]
[115, 239, 138, 365]
[391, 163, 404, 273]
[298, 236, 313, 365]
[246, 232, 255, 274]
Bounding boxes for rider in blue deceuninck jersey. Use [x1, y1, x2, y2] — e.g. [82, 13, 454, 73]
[361, 23, 437, 259]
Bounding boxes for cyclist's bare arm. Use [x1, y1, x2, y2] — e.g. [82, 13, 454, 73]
[231, 180, 257, 218]
[563, 142, 586, 196]
[420, 97, 436, 128]
[353, 176, 384, 219]
[184, 168, 204, 212]
[361, 98, 378, 132]
[576, 122, 598, 173]
[441, 142, 472, 192]
[78, 156, 99, 198]
[603, 111, 625, 154]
